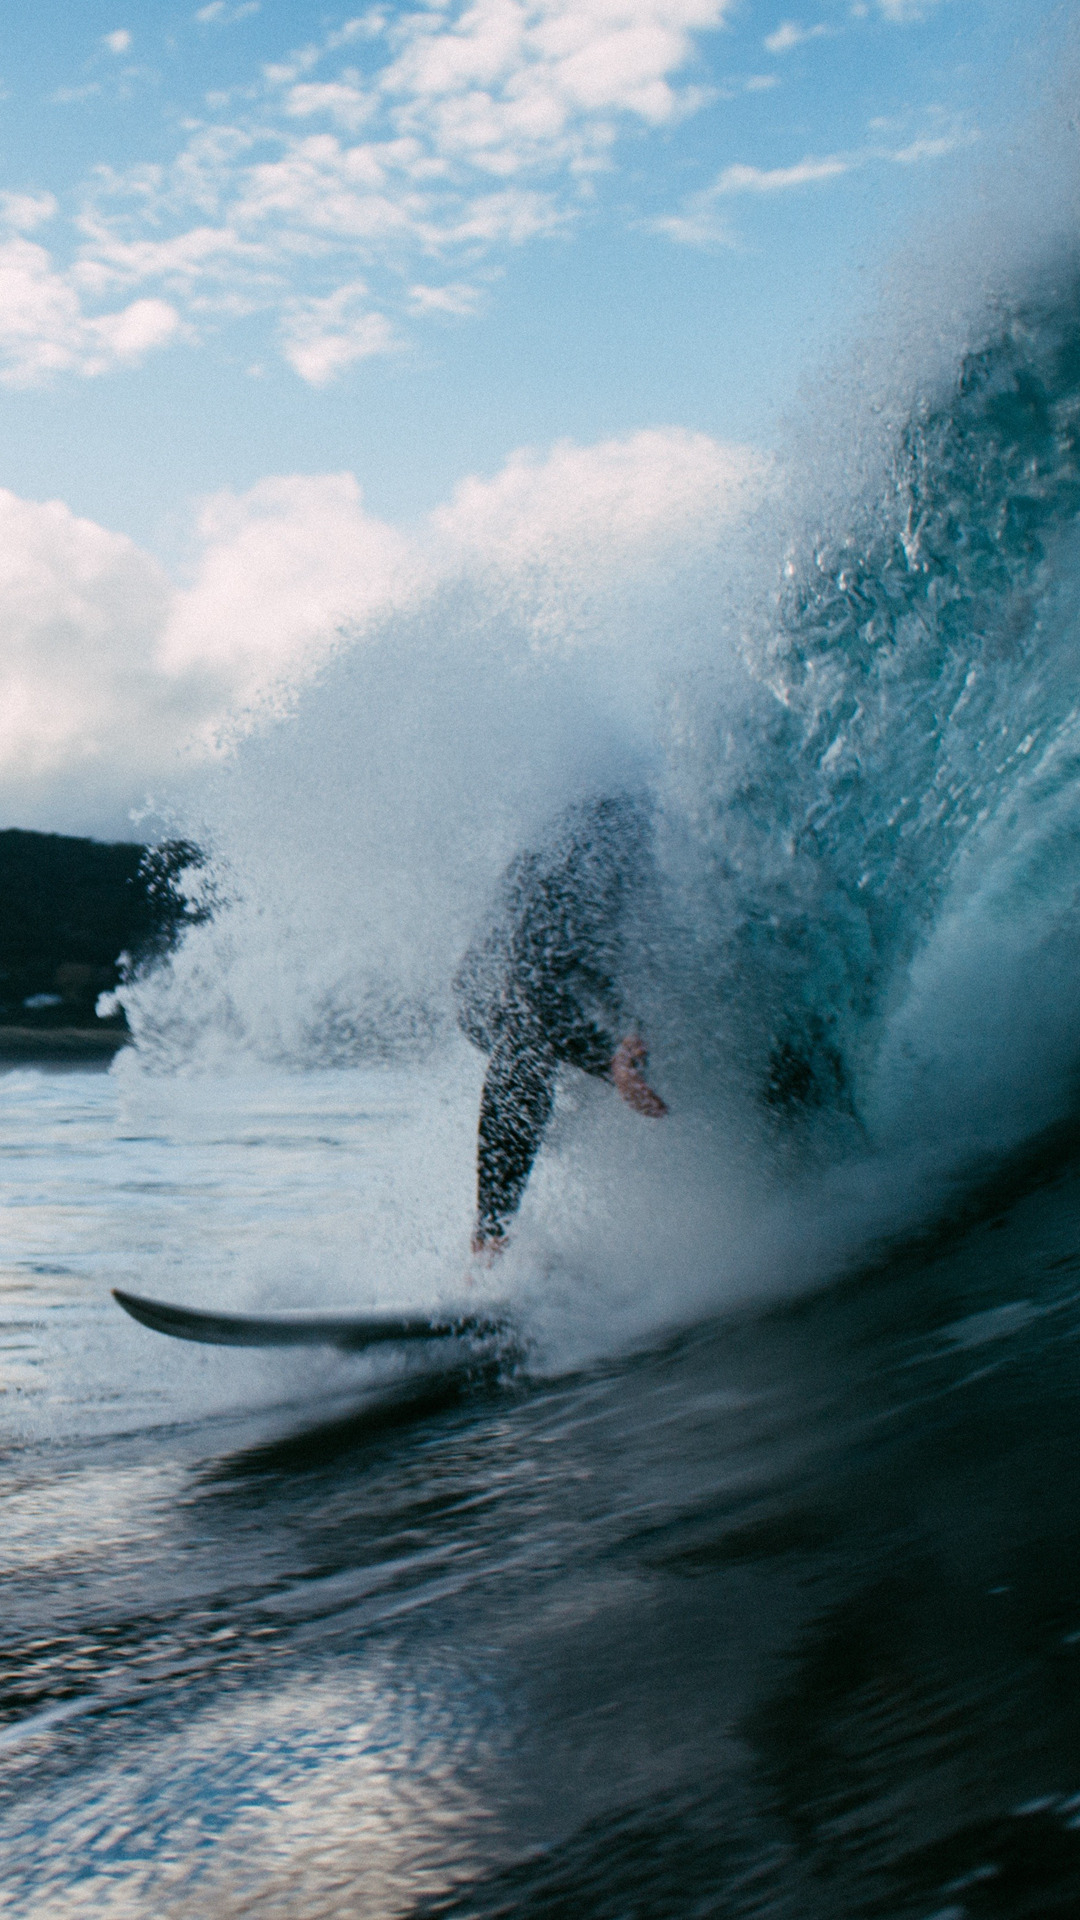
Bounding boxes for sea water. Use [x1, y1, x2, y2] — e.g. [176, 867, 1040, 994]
[6, 1062, 1080, 1917]
[6, 62, 1080, 1920]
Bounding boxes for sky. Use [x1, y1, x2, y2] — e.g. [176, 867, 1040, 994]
[0, 0, 1064, 837]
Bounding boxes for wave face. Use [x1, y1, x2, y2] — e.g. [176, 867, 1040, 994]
[121, 239, 1080, 1307]
[670, 280, 1080, 1164]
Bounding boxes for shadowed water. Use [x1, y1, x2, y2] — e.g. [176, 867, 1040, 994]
[3, 1068, 1080, 1916]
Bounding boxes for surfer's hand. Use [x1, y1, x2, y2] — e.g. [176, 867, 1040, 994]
[610, 1035, 667, 1118]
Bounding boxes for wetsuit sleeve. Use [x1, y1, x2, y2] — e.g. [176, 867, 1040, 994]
[548, 997, 618, 1076]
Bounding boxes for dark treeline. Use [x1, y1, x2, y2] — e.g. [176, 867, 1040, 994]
[0, 831, 207, 1030]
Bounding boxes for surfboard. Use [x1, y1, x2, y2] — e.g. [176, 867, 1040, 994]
[111, 1287, 511, 1352]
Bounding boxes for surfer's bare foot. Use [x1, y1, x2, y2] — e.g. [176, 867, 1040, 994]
[470, 1230, 507, 1266]
[610, 1034, 668, 1118]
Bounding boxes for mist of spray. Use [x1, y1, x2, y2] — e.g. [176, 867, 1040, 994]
[118, 66, 1080, 1344]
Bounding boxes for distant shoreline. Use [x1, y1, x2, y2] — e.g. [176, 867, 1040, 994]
[1, 828, 205, 1061]
[0, 1025, 130, 1065]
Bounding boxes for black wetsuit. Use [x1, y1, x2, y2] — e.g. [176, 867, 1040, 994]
[454, 796, 648, 1241]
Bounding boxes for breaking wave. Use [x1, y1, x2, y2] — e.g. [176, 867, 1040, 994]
[118, 99, 1080, 1320]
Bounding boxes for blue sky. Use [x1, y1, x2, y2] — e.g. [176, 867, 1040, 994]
[0, 0, 1050, 538]
[0, 0, 1065, 833]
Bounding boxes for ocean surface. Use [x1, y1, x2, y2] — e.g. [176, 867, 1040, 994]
[3, 1063, 1080, 1919]
[6, 118, 1080, 1918]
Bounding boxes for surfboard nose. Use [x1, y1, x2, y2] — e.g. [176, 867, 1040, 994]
[111, 1287, 512, 1350]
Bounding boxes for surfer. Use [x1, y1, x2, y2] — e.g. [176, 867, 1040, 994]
[454, 795, 667, 1256]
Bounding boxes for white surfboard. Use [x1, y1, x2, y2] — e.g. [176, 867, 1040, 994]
[112, 1287, 511, 1351]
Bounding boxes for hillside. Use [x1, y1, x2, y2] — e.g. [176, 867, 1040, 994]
[0, 830, 204, 1057]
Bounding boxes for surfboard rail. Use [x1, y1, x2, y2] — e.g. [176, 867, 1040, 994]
[111, 1287, 511, 1351]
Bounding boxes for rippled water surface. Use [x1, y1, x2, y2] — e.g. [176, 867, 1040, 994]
[4, 1064, 1080, 1917]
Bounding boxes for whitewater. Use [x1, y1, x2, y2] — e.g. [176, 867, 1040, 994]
[119, 142, 1080, 1347]
[5, 59, 1080, 1920]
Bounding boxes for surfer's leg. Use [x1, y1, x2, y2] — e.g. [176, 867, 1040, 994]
[475, 1030, 558, 1246]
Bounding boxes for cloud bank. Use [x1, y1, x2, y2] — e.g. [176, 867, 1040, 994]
[0, 427, 761, 838]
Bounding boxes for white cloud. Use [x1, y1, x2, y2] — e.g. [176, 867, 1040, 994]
[647, 199, 737, 247]
[71, 217, 270, 302]
[432, 427, 762, 573]
[0, 165, 185, 389]
[890, 128, 975, 163]
[0, 427, 761, 832]
[0, 472, 413, 832]
[875, 0, 941, 18]
[711, 154, 851, 192]
[196, 2, 261, 20]
[0, 192, 58, 233]
[849, 0, 944, 17]
[382, 0, 729, 151]
[279, 282, 398, 383]
[764, 20, 830, 54]
[284, 80, 376, 132]
[94, 297, 183, 360]
[224, 136, 423, 245]
[160, 473, 415, 691]
[0, 236, 181, 387]
[653, 150, 849, 241]
[658, 110, 976, 243]
[52, 84, 104, 105]
[103, 29, 132, 55]
[407, 280, 484, 315]
[768, 2, 940, 47]
[0, 491, 200, 832]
